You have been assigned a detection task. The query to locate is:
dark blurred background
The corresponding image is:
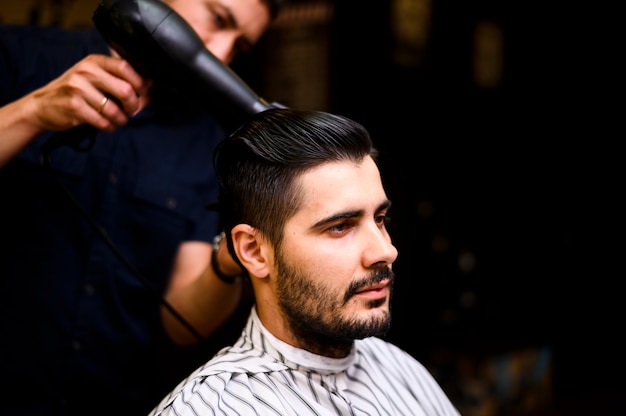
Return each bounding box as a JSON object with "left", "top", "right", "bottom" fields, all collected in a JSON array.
[
  {"left": 2, "top": 0, "right": 621, "bottom": 415},
  {"left": 235, "top": 2, "right": 622, "bottom": 414}
]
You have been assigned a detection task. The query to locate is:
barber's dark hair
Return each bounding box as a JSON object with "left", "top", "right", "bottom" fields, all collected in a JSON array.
[{"left": 214, "top": 108, "right": 377, "bottom": 255}]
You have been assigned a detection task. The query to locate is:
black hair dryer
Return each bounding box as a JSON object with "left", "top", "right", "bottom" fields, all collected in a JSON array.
[{"left": 92, "top": 0, "right": 283, "bottom": 122}]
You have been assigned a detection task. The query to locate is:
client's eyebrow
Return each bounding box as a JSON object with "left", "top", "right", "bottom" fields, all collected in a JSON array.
[
  {"left": 311, "top": 200, "right": 392, "bottom": 230},
  {"left": 313, "top": 210, "right": 364, "bottom": 230}
]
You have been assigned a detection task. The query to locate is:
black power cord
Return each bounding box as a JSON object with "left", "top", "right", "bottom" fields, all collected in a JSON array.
[{"left": 41, "top": 125, "right": 206, "bottom": 343}]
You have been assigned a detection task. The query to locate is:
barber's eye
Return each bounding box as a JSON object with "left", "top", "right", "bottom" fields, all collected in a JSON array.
[{"left": 212, "top": 12, "right": 226, "bottom": 28}]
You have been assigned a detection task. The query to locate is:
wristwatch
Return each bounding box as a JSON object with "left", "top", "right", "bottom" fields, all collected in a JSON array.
[{"left": 211, "top": 232, "right": 244, "bottom": 284}]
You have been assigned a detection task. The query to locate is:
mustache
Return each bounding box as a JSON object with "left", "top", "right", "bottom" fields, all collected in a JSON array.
[{"left": 345, "top": 267, "right": 394, "bottom": 301}]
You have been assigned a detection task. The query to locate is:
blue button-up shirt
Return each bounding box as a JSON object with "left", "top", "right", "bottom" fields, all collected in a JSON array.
[{"left": 0, "top": 24, "right": 228, "bottom": 414}]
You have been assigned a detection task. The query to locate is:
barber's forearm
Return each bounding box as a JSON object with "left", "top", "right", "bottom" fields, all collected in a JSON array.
[
  {"left": 161, "top": 267, "right": 244, "bottom": 346},
  {"left": 0, "top": 97, "right": 45, "bottom": 167}
]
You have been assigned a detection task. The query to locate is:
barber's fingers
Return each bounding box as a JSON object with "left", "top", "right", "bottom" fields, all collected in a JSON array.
[
  {"left": 83, "top": 54, "right": 151, "bottom": 115},
  {"left": 70, "top": 55, "right": 150, "bottom": 120},
  {"left": 32, "top": 54, "right": 151, "bottom": 132},
  {"left": 95, "top": 54, "right": 149, "bottom": 96},
  {"left": 87, "top": 92, "right": 150, "bottom": 131}
]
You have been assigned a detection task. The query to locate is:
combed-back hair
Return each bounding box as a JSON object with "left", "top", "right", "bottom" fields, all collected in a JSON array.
[{"left": 213, "top": 108, "right": 377, "bottom": 255}]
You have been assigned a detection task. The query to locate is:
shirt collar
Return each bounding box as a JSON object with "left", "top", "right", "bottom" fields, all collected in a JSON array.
[{"left": 250, "top": 306, "right": 357, "bottom": 374}]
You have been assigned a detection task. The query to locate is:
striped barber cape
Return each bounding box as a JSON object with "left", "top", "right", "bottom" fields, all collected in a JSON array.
[{"left": 149, "top": 306, "right": 461, "bottom": 416}]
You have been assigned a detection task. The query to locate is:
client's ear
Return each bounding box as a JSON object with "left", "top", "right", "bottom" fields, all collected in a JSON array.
[{"left": 231, "top": 224, "right": 270, "bottom": 279}]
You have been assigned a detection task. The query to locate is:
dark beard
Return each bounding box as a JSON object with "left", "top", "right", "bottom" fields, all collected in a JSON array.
[{"left": 275, "top": 249, "right": 393, "bottom": 357}]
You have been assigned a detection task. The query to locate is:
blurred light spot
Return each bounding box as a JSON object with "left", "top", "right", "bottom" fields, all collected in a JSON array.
[{"left": 458, "top": 251, "right": 477, "bottom": 273}]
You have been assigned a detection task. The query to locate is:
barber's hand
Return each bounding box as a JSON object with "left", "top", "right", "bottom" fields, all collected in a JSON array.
[{"left": 31, "top": 54, "right": 151, "bottom": 133}]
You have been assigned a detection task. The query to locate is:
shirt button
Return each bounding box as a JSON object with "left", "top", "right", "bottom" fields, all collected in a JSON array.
[
  {"left": 109, "top": 172, "right": 118, "bottom": 184},
  {"left": 165, "top": 197, "right": 177, "bottom": 210},
  {"left": 84, "top": 284, "right": 95, "bottom": 296}
]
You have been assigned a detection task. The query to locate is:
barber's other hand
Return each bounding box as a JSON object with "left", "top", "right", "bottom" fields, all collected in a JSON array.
[{"left": 31, "top": 54, "right": 151, "bottom": 133}]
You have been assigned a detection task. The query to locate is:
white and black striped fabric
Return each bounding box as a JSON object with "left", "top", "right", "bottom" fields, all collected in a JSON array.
[{"left": 149, "top": 307, "right": 460, "bottom": 416}]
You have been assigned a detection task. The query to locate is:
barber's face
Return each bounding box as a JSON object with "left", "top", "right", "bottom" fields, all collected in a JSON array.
[
  {"left": 275, "top": 157, "right": 398, "bottom": 345},
  {"left": 165, "top": 0, "right": 271, "bottom": 64}
]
